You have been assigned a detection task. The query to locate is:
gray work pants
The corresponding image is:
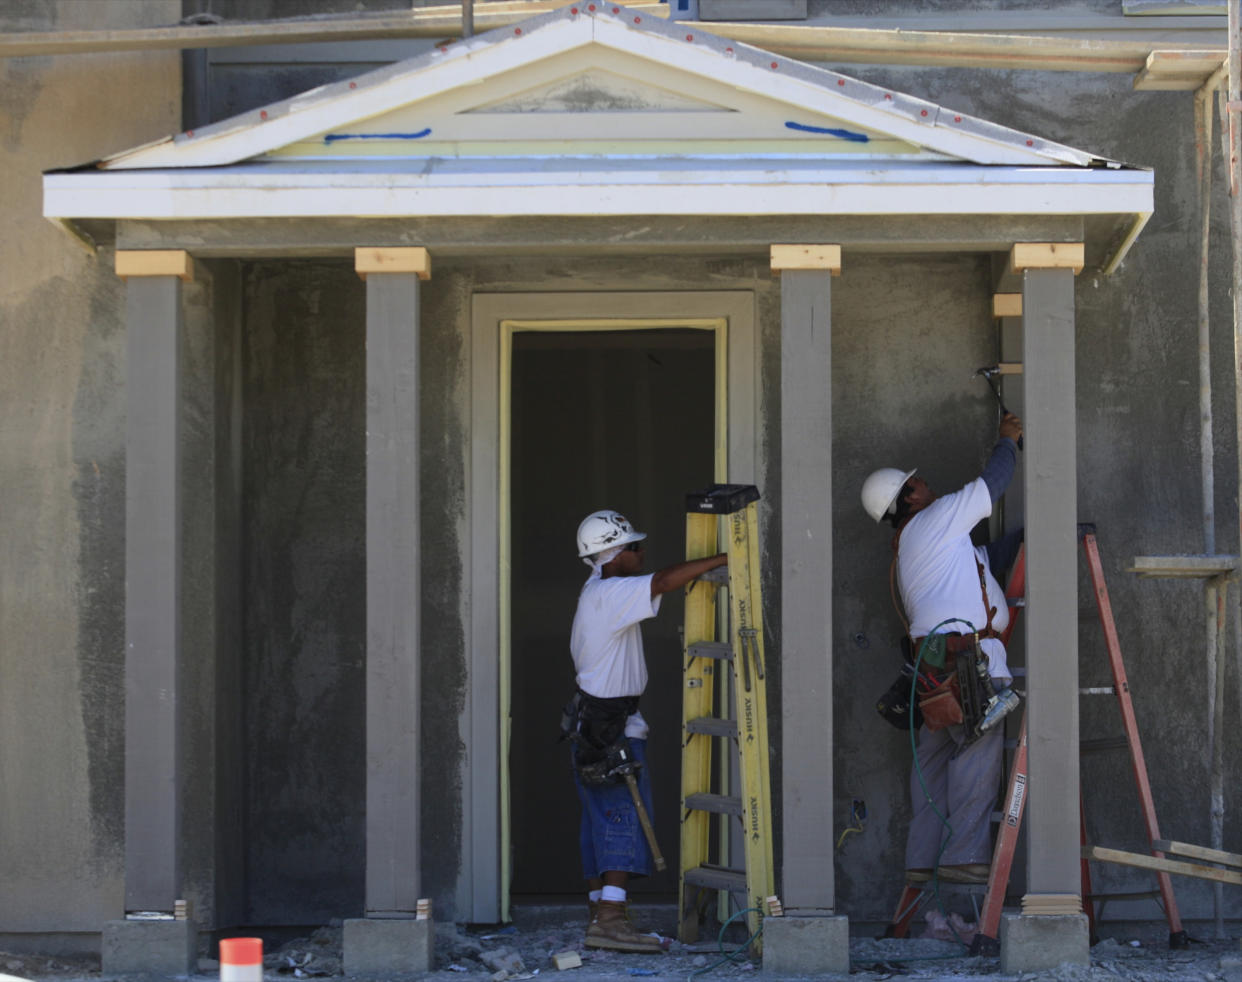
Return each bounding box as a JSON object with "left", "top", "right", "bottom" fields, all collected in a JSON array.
[{"left": 905, "top": 717, "right": 1003, "bottom": 870}]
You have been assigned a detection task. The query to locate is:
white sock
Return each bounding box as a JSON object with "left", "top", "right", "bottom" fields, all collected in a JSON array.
[
  {"left": 588, "top": 889, "right": 602, "bottom": 902},
  {"left": 601, "top": 885, "right": 627, "bottom": 903}
]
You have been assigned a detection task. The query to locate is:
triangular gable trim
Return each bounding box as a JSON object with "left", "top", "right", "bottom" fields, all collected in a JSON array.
[{"left": 98, "top": 4, "right": 1102, "bottom": 171}]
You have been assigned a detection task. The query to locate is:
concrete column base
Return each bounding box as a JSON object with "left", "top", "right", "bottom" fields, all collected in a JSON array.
[
  {"left": 999, "top": 913, "right": 1089, "bottom": 973},
  {"left": 762, "top": 915, "right": 849, "bottom": 975},
  {"left": 343, "top": 917, "right": 434, "bottom": 974},
  {"left": 101, "top": 918, "right": 198, "bottom": 975}
]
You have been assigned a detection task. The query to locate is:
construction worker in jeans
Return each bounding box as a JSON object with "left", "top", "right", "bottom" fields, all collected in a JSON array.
[
  {"left": 569, "top": 510, "right": 726, "bottom": 953},
  {"left": 861, "top": 412, "right": 1024, "bottom": 885}
]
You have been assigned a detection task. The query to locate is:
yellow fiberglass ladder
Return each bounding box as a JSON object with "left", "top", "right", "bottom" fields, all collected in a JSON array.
[{"left": 679, "top": 484, "right": 774, "bottom": 947}]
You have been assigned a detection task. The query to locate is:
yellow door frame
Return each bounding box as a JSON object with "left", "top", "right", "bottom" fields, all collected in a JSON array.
[{"left": 497, "top": 317, "right": 729, "bottom": 918}]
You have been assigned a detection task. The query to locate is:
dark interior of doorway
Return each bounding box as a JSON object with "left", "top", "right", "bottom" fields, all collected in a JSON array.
[{"left": 509, "top": 327, "right": 716, "bottom": 900}]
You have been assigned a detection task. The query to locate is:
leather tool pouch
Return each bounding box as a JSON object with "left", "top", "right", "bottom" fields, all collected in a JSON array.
[
  {"left": 561, "top": 690, "right": 640, "bottom": 786},
  {"left": 918, "top": 672, "right": 964, "bottom": 731}
]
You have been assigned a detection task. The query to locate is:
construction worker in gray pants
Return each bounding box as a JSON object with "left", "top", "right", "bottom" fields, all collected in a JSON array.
[{"left": 862, "top": 412, "right": 1024, "bottom": 884}]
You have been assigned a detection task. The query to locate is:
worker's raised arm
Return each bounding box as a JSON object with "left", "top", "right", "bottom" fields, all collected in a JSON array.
[{"left": 650, "top": 553, "right": 727, "bottom": 599}]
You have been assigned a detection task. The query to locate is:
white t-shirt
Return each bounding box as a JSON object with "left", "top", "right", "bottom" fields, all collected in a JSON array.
[
  {"left": 571, "top": 572, "right": 663, "bottom": 738},
  {"left": 896, "top": 477, "right": 1012, "bottom": 681}
]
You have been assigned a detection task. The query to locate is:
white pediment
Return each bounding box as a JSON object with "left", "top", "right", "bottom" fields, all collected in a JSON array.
[{"left": 93, "top": 3, "right": 1104, "bottom": 170}]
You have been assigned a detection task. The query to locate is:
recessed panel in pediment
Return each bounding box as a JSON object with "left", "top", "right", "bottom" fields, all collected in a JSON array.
[{"left": 469, "top": 68, "right": 725, "bottom": 113}]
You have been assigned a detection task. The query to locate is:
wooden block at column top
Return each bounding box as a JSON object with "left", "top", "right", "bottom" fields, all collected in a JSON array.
[
  {"left": 1009, "top": 242, "right": 1084, "bottom": 274},
  {"left": 355, "top": 246, "right": 431, "bottom": 280},
  {"left": 992, "top": 293, "right": 1022, "bottom": 318},
  {"left": 115, "top": 249, "right": 193, "bottom": 280},
  {"left": 770, "top": 244, "right": 841, "bottom": 275}
]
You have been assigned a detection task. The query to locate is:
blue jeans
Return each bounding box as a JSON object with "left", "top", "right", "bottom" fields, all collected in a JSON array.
[{"left": 573, "top": 737, "right": 654, "bottom": 879}]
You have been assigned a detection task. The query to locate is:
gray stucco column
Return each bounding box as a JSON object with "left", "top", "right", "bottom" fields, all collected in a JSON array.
[
  {"left": 344, "top": 247, "right": 433, "bottom": 975},
  {"left": 1001, "top": 245, "right": 1088, "bottom": 971},
  {"left": 764, "top": 245, "right": 848, "bottom": 975},
  {"left": 104, "top": 250, "right": 197, "bottom": 976}
]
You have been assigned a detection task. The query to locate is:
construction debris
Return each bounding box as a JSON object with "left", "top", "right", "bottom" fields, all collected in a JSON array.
[{"left": 550, "top": 950, "right": 581, "bottom": 971}]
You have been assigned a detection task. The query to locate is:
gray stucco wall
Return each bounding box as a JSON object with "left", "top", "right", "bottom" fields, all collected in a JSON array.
[
  {"left": 3, "top": 0, "right": 1241, "bottom": 948},
  {"left": 0, "top": 0, "right": 181, "bottom": 952}
]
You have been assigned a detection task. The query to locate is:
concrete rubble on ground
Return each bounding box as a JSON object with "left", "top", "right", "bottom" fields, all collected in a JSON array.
[{"left": 3, "top": 913, "right": 1242, "bottom": 981}]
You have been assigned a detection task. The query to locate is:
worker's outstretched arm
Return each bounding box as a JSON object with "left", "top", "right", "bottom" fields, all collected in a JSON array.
[
  {"left": 650, "top": 554, "right": 727, "bottom": 599},
  {"left": 982, "top": 412, "right": 1023, "bottom": 502}
]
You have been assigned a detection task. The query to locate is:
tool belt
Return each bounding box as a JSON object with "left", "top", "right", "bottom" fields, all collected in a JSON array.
[
  {"left": 559, "top": 689, "right": 642, "bottom": 787},
  {"left": 910, "top": 629, "right": 999, "bottom": 670}
]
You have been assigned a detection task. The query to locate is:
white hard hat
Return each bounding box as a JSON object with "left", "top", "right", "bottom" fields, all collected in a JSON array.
[
  {"left": 576, "top": 509, "right": 647, "bottom": 557},
  {"left": 861, "top": 467, "right": 917, "bottom": 523}
]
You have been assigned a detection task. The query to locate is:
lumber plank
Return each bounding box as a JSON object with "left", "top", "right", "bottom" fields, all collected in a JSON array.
[
  {"left": 355, "top": 247, "right": 431, "bottom": 280},
  {"left": 115, "top": 249, "right": 193, "bottom": 280},
  {"left": 992, "top": 293, "right": 1022, "bottom": 318},
  {"left": 770, "top": 244, "right": 841, "bottom": 274},
  {"left": 1010, "top": 242, "right": 1085, "bottom": 274},
  {"left": 1083, "top": 845, "right": 1242, "bottom": 885},
  {"left": 1152, "top": 839, "right": 1242, "bottom": 869},
  {"left": 0, "top": 10, "right": 1222, "bottom": 92},
  {"left": 0, "top": 3, "right": 668, "bottom": 57},
  {"left": 1128, "top": 555, "right": 1239, "bottom": 578}
]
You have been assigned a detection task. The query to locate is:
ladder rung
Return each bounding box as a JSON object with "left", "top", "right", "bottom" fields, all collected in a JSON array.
[
  {"left": 685, "top": 792, "right": 743, "bottom": 816},
  {"left": 687, "top": 641, "right": 733, "bottom": 661},
  {"left": 1080, "top": 686, "right": 1115, "bottom": 695},
  {"left": 686, "top": 717, "right": 738, "bottom": 738},
  {"left": 1080, "top": 737, "right": 1128, "bottom": 754},
  {"left": 684, "top": 864, "right": 748, "bottom": 893}
]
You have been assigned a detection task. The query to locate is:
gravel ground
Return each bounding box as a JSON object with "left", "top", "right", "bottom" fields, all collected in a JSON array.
[{"left": 2, "top": 910, "right": 1239, "bottom": 982}]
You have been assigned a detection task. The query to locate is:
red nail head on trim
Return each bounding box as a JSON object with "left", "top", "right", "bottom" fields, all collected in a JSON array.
[
  {"left": 440, "top": 46, "right": 447, "bottom": 52},
  {"left": 613, "top": 6, "right": 620, "bottom": 12},
  {"left": 954, "top": 115, "right": 961, "bottom": 122},
  {"left": 920, "top": 109, "right": 928, "bottom": 116},
  {"left": 260, "top": 110, "right": 268, "bottom": 119},
  {"left": 686, "top": 34, "right": 693, "bottom": 40},
  {"left": 771, "top": 61, "right": 779, "bottom": 68},
  {"left": 571, "top": 6, "right": 578, "bottom": 11},
  {"left": 588, "top": 3, "right": 596, "bottom": 8},
  {"left": 515, "top": 27, "right": 522, "bottom": 34},
  {"left": 1027, "top": 139, "right": 1034, "bottom": 146},
  {"left": 185, "top": 130, "right": 194, "bottom": 137},
  {"left": 884, "top": 93, "right": 892, "bottom": 100},
  {"left": 725, "top": 46, "right": 733, "bottom": 53},
  {"left": 837, "top": 78, "right": 845, "bottom": 86},
  {"left": 349, "top": 81, "right": 357, "bottom": 89},
  {"left": 634, "top": 15, "right": 641, "bottom": 22}
]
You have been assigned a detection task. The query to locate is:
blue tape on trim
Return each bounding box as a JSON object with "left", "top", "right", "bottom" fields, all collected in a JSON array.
[
  {"left": 785, "top": 121, "right": 869, "bottom": 143},
  {"left": 324, "top": 129, "right": 432, "bottom": 144}
]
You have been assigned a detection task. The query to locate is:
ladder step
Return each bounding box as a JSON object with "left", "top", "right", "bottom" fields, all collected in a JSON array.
[
  {"left": 1080, "top": 737, "right": 1128, "bottom": 754},
  {"left": 685, "top": 792, "right": 743, "bottom": 816},
  {"left": 684, "top": 865, "right": 749, "bottom": 893},
  {"left": 686, "top": 717, "right": 738, "bottom": 738},
  {"left": 1080, "top": 686, "right": 1116, "bottom": 696},
  {"left": 687, "top": 641, "right": 733, "bottom": 661}
]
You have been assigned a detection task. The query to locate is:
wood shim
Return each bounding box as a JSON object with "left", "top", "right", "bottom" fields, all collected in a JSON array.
[
  {"left": 115, "top": 250, "right": 193, "bottom": 280},
  {"left": 770, "top": 244, "right": 841, "bottom": 275},
  {"left": 1152, "top": 839, "right": 1242, "bottom": 869},
  {"left": 355, "top": 247, "right": 431, "bottom": 280},
  {"left": 1021, "top": 893, "right": 1082, "bottom": 916},
  {"left": 992, "top": 293, "right": 1022, "bottom": 318},
  {"left": 1084, "top": 845, "right": 1242, "bottom": 885},
  {"left": 1009, "top": 242, "right": 1085, "bottom": 274}
]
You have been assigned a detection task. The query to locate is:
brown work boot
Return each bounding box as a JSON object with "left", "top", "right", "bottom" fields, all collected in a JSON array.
[{"left": 585, "top": 900, "right": 662, "bottom": 953}]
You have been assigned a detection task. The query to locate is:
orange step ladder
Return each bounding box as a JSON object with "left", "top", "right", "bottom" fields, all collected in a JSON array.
[{"left": 885, "top": 528, "right": 1187, "bottom": 954}]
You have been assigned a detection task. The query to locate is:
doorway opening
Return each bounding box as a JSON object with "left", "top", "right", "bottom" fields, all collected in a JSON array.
[{"left": 503, "top": 320, "right": 726, "bottom": 907}]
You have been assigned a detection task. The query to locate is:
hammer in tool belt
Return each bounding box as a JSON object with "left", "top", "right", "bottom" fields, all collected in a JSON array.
[
  {"left": 622, "top": 768, "right": 667, "bottom": 872},
  {"left": 974, "top": 365, "right": 1023, "bottom": 449}
]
